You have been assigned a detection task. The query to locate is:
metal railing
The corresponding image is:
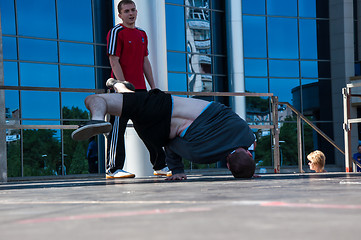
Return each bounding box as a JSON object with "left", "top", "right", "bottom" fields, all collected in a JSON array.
[
  {"left": 279, "top": 102, "right": 344, "bottom": 173},
  {"left": 342, "top": 81, "right": 361, "bottom": 172},
  {"left": 1, "top": 85, "right": 348, "bottom": 180}
]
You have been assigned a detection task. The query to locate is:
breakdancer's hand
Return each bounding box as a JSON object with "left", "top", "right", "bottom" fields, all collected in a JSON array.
[{"left": 165, "top": 173, "right": 187, "bottom": 181}]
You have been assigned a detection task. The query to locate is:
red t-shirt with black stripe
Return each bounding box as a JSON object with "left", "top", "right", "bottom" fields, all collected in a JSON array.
[{"left": 107, "top": 24, "right": 149, "bottom": 90}]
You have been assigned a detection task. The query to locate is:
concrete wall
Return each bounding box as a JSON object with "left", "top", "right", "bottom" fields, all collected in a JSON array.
[{"left": 329, "top": 0, "right": 357, "bottom": 167}]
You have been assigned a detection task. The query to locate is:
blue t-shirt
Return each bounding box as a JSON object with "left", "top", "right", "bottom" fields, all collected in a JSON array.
[{"left": 352, "top": 152, "right": 361, "bottom": 172}]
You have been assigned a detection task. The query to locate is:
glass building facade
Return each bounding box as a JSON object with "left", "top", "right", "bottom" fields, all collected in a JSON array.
[
  {"left": 1, "top": 0, "right": 359, "bottom": 179},
  {"left": 242, "top": 0, "right": 334, "bottom": 166},
  {"left": 1, "top": 0, "right": 112, "bottom": 177}
]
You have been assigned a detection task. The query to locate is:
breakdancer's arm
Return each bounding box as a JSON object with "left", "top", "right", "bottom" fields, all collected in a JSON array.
[{"left": 164, "top": 146, "right": 187, "bottom": 180}]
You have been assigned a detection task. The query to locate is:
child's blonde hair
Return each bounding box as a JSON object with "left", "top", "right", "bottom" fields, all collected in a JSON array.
[{"left": 307, "top": 150, "right": 326, "bottom": 171}]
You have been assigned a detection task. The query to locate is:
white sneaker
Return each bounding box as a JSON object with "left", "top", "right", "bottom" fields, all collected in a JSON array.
[
  {"left": 106, "top": 169, "right": 135, "bottom": 179},
  {"left": 153, "top": 166, "right": 172, "bottom": 177}
]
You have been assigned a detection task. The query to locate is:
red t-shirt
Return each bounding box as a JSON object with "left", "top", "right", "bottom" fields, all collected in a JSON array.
[{"left": 107, "top": 24, "right": 149, "bottom": 89}]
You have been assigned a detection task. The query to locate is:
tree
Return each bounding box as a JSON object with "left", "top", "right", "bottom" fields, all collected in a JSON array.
[
  {"left": 63, "top": 106, "right": 90, "bottom": 174},
  {"left": 7, "top": 140, "right": 21, "bottom": 177},
  {"left": 68, "top": 143, "right": 88, "bottom": 174},
  {"left": 6, "top": 106, "right": 92, "bottom": 177},
  {"left": 255, "top": 134, "right": 272, "bottom": 166},
  {"left": 255, "top": 115, "right": 314, "bottom": 166},
  {"left": 22, "top": 129, "right": 60, "bottom": 176}
]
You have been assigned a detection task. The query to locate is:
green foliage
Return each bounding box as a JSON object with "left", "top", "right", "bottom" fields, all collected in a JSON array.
[
  {"left": 7, "top": 140, "right": 21, "bottom": 177},
  {"left": 22, "top": 129, "right": 61, "bottom": 176},
  {"left": 63, "top": 106, "right": 91, "bottom": 174},
  {"left": 254, "top": 115, "right": 314, "bottom": 166},
  {"left": 6, "top": 106, "right": 91, "bottom": 177},
  {"left": 278, "top": 117, "right": 298, "bottom": 165},
  {"left": 183, "top": 159, "right": 217, "bottom": 170},
  {"left": 254, "top": 134, "right": 272, "bottom": 166},
  {"left": 68, "top": 143, "right": 89, "bottom": 174},
  {"left": 63, "top": 106, "right": 89, "bottom": 121},
  {"left": 246, "top": 96, "right": 269, "bottom": 113}
]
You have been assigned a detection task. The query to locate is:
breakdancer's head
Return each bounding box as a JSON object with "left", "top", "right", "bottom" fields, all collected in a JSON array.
[{"left": 226, "top": 147, "right": 255, "bottom": 178}]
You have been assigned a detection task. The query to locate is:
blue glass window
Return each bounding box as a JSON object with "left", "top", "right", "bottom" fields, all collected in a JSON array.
[
  {"left": 21, "top": 91, "right": 60, "bottom": 119},
  {"left": 211, "top": 1, "right": 225, "bottom": 11},
  {"left": 16, "top": 0, "right": 57, "bottom": 38},
  {"left": 300, "top": 19, "right": 317, "bottom": 59},
  {"left": 0, "top": 0, "right": 16, "bottom": 34},
  {"left": 4, "top": 62, "right": 18, "bottom": 86},
  {"left": 268, "top": 17, "right": 298, "bottom": 59},
  {"left": 22, "top": 120, "right": 61, "bottom": 126},
  {"left": 245, "top": 78, "right": 268, "bottom": 93},
  {"left": 301, "top": 61, "right": 318, "bottom": 78},
  {"left": 168, "top": 73, "right": 187, "bottom": 92},
  {"left": 301, "top": 80, "right": 319, "bottom": 113},
  {"left": 270, "top": 78, "right": 300, "bottom": 103},
  {"left": 20, "top": 63, "right": 59, "bottom": 88},
  {"left": 213, "top": 56, "right": 226, "bottom": 75},
  {"left": 299, "top": 0, "right": 316, "bottom": 18},
  {"left": 5, "top": 90, "right": 19, "bottom": 115},
  {"left": 62, "top": 92, "right": 91, "bottom": 113},
  {"left": 269, "top": 60, "right": 299, "bottom": 78},
  {"left": 242, "top": 0, "right": 265, "bottom": 15},
  {"left": 267, "top": 0, "right": 297, "bottom": 17},
  {"left": 167, "top": 52, "right": 186, "bottom": 72},
  {"left": 211, "top": 11, "right": 225, "bottom": 55},
  {"left": 317, "top": 62, "right": 330, "bottom": 78},
  {"left": 244, "top": 59, "right": 268, "bottom": 77},
  {"left": 2, "top": 37, "right": 17, "bottom": 60},
  {"left": 187, "top": 54, "right": 212, "bottom": 75},
  {"left": 243, "top": 16, "right": 267, "bottom": 58},
  {"left": 95, "top": 45, "right": 110, "bottom": 67},
  {"left": 57, "top": 0, "right": 93, "bottom": 42},
  {"left": 302, "top": 79, "right": 318, "bottom": 84},
  {"left": 165, "top": 0, "right": 184, "bottom": 4},
  {"left": 18, "top": 38, "right": 58, "bottom": 63},
  {"left": 59, "top": 42, "right": 94, "bottom": 65},
  {"left": 166, "top": 5, "right": 186, "bottom": 51},
  {"left": 355, "top": 63, "right": 361, "bottom": 76},
  {"left": 60, "top": 66, "right": 95, "bottom": 89}
]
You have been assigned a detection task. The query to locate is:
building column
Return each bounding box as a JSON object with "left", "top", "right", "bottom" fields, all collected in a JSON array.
[
  {"left": 0, "top": 11, "right": 7, "bottom": 182},
  {"left": 329, "top": 0, "right": 356, "bottom": 167},
  {"left": 225, "top": 0, "right": 246, "bottom": 119}
]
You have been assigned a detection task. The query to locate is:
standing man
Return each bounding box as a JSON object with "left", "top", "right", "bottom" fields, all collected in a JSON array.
[{"left": 106, "top": 0, "right": 170, "bottom": 178}]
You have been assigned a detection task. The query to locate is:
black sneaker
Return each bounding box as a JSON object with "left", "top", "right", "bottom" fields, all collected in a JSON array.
[
  {"left": 106, "top": 78, "right": 135, "bottom": 91},
  {"left": 71, "top": 120, "right": 112, "bottom": 141}
]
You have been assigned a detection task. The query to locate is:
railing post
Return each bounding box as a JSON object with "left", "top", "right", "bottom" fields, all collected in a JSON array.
[
  {"left": 297, "top": 114, "right": 304, "bottom": 173},
  {"left": 271, "top": 96, "right": 280, "bottom": 173},
  {"left": 343, "top": 87, "right": 352, "bottom": 172}
]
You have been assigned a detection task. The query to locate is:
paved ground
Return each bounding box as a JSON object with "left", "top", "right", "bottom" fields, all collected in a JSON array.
[{"left": 1, "top": 172, "right": 361, "bottom": 240}]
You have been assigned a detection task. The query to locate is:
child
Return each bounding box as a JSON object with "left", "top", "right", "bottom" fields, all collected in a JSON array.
[{"left": 307, "top": 150, "right": 327, "bottom": 173}]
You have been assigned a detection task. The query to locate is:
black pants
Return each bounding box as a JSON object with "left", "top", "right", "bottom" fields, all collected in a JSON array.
[{"left": 106, "top": 92, "right": 167, "bottom": 172}]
